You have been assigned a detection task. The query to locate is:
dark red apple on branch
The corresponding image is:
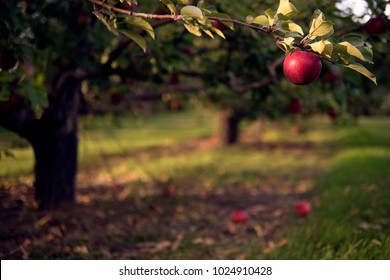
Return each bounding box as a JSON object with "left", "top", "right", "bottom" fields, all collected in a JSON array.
[
  {"left": 0, "top": 92, "right": 24, "bottom": 112},
  {"left": 169, "top": 73, "right": 180, "bottom": 85},
  {"left": 283, "top": 51, "right": 322, "bottom": 85},
  {"left": 77, "top": 10, "right": 92, "bottom": 27},
  {"left": 366, "top": 16, "right": 387, "bottom": 35},
  {"left": 212, "top": 21, "right": 229, "bottom": 32},
  {"left": 180, "top": 47, "right": 196, "bottom": 57},
  {"left": 327, "top": 109, "right": 338, "bottom": 121},
  {"left": 287, "top": 98, "right": 302, "bottom": 114},
  {"left": 162, "top": 188, "right": 173, "bottom": 198},
  {"left": 323, "top": 70, "right": 340, "bottom": 84},
  {"left": 110, "top": 92, "right": 124, "bottom": 105}
]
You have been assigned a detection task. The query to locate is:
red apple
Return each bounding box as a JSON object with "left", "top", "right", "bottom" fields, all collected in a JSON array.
[
  {"left": 231, "top": 210, "right": 249, "bottom": 226},
  {"left": 327, "top": 109, "right": 338, "bottom": 120},
  {"left": 162, "top": 188, "right": 173, "bottom": 198},
  {"left": 170, "top": 99, "right": 182, "bottom": 111},
  {"left": 287, "top": 99, "right": 302, "bottom": 114},
  {"left": 283, "top": 51, "right": 322, "bottom": 85},
  {"left": 110, "top": 92, "right": 124, "bottom": 105},
  {"left": 169, "top": 73, "right": 180, "bottom": 85},
  {"left": 180, "top": 47, "right": 196, "bottom": 57},
  {"left": 1, "top": 93, "right": 24, "bottom": 112},
  {"left": 77, "top": 10, "right": 92, "bottom": 27},
  {"left": 295, "top": 201, "right": 311, "bottom": 217},
  {"left": 125, "top": 76, "right": 134, "bottom": 85},
  {"left": 347, "top": 96, "right": 356, "bottom": 105},
  {"left": 323, "top": 70, "right": 340, "bottom": 84},
  {"left": 9, "top": 93, "right": 24, "bottom": 111},
  {"left": 366, "top": 17, "right": 387, "bottom": 35}
]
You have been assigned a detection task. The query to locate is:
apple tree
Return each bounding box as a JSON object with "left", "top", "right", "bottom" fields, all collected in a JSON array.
[
  {"left": 91, "top": 0, "right": 378, "bottom": 143},
  {"left": 0, "top": 0, "right": 379, "bottom": 209}
]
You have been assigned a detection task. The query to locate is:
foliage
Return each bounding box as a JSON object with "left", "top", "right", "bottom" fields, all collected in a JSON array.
[{"left": 91, "top": 0, "right": 377, "bottom": 84}]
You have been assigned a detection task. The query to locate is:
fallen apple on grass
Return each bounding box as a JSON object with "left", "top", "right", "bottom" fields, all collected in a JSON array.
[
  {"left": 295, "top": 201, "right": 311, "bottom": 217},
  {"left": 231, "top": 210, "right": 249, "bottom": 226}
]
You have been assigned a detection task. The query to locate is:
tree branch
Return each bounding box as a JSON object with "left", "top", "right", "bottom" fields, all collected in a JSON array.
[{"left": 89, "top": 0, "right": 282, "bottom": 39}]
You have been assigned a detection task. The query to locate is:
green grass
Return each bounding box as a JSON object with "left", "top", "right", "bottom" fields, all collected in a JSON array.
[
  {"left": 0, "top": 111, "right": 217, "bottom": 178},
  {"left": 266, "top": 118, "right": 390, "bottom": 259}
]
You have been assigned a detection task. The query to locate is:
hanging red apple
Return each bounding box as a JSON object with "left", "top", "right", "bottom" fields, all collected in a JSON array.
[
  {"left": 110, "top": 92, "right": 124, "bottom": 105},
  {"left": 287, "top": 99, "right": 302, "bottom": 114},
  {"left": 283, "top": 51, "right": 322, "bottom": 85},
  {"left": 327, "top": 109, "right": 338, "bottom": 121},
  {"left": 169, "top": 73, "right": 180, "bottom": 85},
  {"left": 366, "top": 17, "right": 387, "bottom": 35},
  {"left": 212, "top": 21, "right": 229, "bottom": 31}
]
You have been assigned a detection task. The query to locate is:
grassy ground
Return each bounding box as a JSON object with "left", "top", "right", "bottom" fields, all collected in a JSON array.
[
  {"left": 0, "top": 112, "right": 216, "bottom": 178},
  {"left": 0, "top": 112, "right": 389, "bottom": 259},
  {"left": 267, "top": 119, "right": 390, "bottom": 259}
]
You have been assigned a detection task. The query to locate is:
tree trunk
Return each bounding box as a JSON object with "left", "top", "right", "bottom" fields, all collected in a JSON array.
[
  {"left": 30, "top": 75, "right": 82, "bottom": 209},
  {"left": 219, "top": 110, "right": 241, "bottom": 145},
  {"left": 31, "top": 128, "right": 78, "bottom": 209}
]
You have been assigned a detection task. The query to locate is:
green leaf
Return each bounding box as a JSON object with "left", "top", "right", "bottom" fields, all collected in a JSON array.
[
  {"left": 309, "top": 10, "right": 334, "bottom": 39},
  {"left": 200, "top": 25, "right": 214, "bottom": 38},
  {"left": 183, "top": 22, "right": 202, "bottom": 36},
  {"left": 342, "top": 34, "right": 365, "bottom": 46},
  {"left": 251, "top": 15, "right": 269, "bottom": 26},
  {"left": 118, "top": 29, "right": 147, "bottom": 52},
  {"left": 181, "top": 6, "right": 204, "bottom": 19},
  {"left": 160, "top": 0, "right": 176, "bottom": 14},
  {"left": 344, "top": 63, "right": 377, "bottom": 85},
  {"left": 123, "top": 16, "right": 155, "bottom": 39},
  {"left": 282, "top": 21, "right": 303, "bottom": 35},
  {"left": 309, "top": 40, "right": 333, "bottom": 57},
  {"left": 359, "top": 46, "right": 374, "bottom": 64},
  {"left": 25, "top": 86, "right": 48, "bottom": 110},
  {"left": 197, "top": 0, "right": 206, "bottom": 10},
  {"left": 212, "top": 27, "right": 226, "bottom": 39},
  {"left": 265, "top": 9, "right": 275, "bottom": 26},
  {"left": 93, "top": 11, "right": 112, "bottom": 31},
  {"left": 278, "top": 37, "right": 295, "bottom": 53},
  {"left": 338, "top": 41, "right": 366, "bottom": 62},
  {"left": 276, "top": 0, "right": 298, "bottom": 19},
  {"left": 246, "top": 15, "right": 254, "bottom": 24}
]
